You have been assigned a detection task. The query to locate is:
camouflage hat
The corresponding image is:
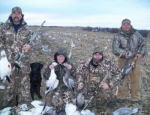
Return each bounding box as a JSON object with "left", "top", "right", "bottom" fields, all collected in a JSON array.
[
  {"left": 122, "top": 19, "right": 131, "bottom": 25},
  {"left": 93, "top": 47, "right": 103, "bottom": 55},
  {"left": 54, "top": 47, "right": 68, "bottom": 63},
  {"left": 92, "top": 47, "right": 103, "bottom": 63},
  {"left": 12, "top": 6, "right": 22, "bottom": 14},
  {"left": 56, "top": 47, "right": 67, "bottom": 57}
]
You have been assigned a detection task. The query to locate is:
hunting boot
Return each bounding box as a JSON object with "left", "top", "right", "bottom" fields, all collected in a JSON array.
[
  {"left": 2, "top": 94, "right": 14, "bottom": 107},
  {"left": 21, "top": 98, "right": 31, "bottom": 105},
  {"left": 2, "top": 100, "right": 12, "bottom": 107},
  {"left": 132, "top": 100, "right": 143, "bottom": 106},
  {"left": 107, "top": 100, "right": 117, "bottom": 109}
]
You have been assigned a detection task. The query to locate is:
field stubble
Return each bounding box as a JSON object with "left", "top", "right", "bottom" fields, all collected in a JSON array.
[{"left": 0, "top": 26, "right": 149, "bottom": 115}]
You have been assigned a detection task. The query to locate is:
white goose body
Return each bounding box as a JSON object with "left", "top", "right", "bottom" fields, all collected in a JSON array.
[{"left": 45, "top": 62, "right": 59, "bottom": 94}]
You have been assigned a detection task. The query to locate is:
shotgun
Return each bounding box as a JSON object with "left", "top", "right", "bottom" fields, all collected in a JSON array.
[{"left": 13, "top": 21, "right": 46, "bottom": 69}]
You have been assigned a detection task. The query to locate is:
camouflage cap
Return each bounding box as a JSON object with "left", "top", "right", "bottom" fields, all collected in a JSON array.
[
  {"left": 54, "top": 47, "right": 68, "bottom": 63},
  {"left": 12, "top": 6, "right": 22, "bottom": 14},
  {"left": 93, "top": 47, "right": 103, "bottom": 55},
  {"left": 122, "top": 19, "right": 131, "bottom": 25},
  {"left": 56, "top": 47, "right": 67, "bottom": 57}
]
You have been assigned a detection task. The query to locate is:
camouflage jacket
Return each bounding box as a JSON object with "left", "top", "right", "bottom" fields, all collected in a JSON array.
[
  {"left": 0, "top": 16, "right": 32, "bottom": 63},
  {"left": 112, "top": 28, "right": 146, "bottom": 58},
  {"left": 76, "top": 57, "right": 122, "bottom": 90},
  {"left": 43, "top": 61, "right": 76, "bottom": 86}
]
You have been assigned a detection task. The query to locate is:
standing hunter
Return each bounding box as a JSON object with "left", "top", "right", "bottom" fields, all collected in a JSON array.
[
  {"left": 76, "top": 47, "right": 123, "bottom": 109},
  {"left": 0, "top": 6, "right": 32, "bottom": 107},
  {"left": 112, "top": 19, "right": 146, "bottom": 105}
]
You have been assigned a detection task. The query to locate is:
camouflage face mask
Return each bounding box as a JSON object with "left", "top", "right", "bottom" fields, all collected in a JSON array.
[{"left": 92, "top": 58, "right": 101, "bottom": 65}]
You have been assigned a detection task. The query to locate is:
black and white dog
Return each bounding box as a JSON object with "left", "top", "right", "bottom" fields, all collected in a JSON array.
[{"left": 30, "top": 62, "right": 43, "bottom": 100}]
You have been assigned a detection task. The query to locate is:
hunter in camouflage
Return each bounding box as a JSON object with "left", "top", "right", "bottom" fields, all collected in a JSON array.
[
  {"left": 76, "top": 47, "right": 123, "bottom": 108},
  {"left": 43, "top": 47, "right": 76, "bottom": 109},
  {"left": 112, "top": 19, "right": 147, "bottom": 105},
  {"left": 0, "top": 6, "right": 32, "bottom": 107}
]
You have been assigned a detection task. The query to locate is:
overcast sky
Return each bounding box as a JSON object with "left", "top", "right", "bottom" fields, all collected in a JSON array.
[{"left": 0, "top": 0, "right": 150, "bottom": 29}]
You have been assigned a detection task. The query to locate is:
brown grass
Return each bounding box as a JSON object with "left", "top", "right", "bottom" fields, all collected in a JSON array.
[
  {"left": 28, "top": 27, "right": 150, "bottom": 115},
  {"left": 0, "top": 26, "right": 150, "bottom": 114}
]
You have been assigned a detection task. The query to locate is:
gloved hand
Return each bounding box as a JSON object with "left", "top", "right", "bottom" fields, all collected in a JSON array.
[{"left": 77, "top": 82, "right": 84, "bottom": 90}]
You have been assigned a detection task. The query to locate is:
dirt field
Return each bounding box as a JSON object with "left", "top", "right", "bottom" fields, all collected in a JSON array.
[{"left": 0, "top": 26, "right": 150, "bottom": 114}]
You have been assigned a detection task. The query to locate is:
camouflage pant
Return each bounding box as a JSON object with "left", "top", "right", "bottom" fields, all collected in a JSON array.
[
  {"left": 86, "top": 81, "right": 116, "bottom": 108},
  {"left": 3, "top": 67, "right": 31, "bottom": 103},
  {"left": 47, "top": 86, "right": 75, "bottom": 109}
]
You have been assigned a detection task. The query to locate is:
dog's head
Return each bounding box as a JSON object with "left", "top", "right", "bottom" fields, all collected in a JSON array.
[{"left": 30, "top": 62, "right": 43, "bottom": 72}]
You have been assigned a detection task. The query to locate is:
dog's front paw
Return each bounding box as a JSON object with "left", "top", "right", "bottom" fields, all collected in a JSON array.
[{"left": 38, "top": 95, "right": 42, "bottom": 99}]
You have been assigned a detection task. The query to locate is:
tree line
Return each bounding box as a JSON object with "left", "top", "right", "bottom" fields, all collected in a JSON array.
[{"left": 83, "top": 27, "right": 150, "bottom": 38}]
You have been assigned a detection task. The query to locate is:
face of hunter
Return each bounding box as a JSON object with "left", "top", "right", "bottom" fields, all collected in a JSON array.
[
  {"left": 93, "top": 52, "right": 102, "bottom": 60},
  {"left": 122, "top": 22, "right": 131, "bottom": 33},
  {"left": 11, "top": 10, "right": 22, "bottom": 24},
  {"left": 57, "top": 55, "right": 65, "bottom": 64}
]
